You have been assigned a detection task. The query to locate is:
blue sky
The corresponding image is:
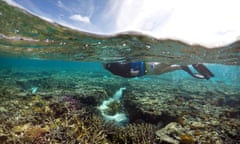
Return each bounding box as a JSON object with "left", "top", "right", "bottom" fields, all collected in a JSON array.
[{"left": 4, "top": 0, "right": 240, "bottom": 47}]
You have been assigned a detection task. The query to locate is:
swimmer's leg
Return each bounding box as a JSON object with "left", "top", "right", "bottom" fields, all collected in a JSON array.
[{"left": 181, "top": 66, "right": 206, "bottom": 79}]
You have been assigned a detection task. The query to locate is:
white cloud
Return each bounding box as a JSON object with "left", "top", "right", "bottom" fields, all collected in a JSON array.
[
  {"left": 115, "top": 0, "right": 173, "bottom": 32},
  {"left": 69, "top": 14, "right": 91, "bottom": 24},
  {"left": 110, "top": 0, "right": 240, "bottom": 47},
  {"left": 159, "top": 0, "right": 240, "bottom": 46},
  {"left": 57, "top": 0, "right": 72, "bottom": 13},
  {"left": 5, "top": 0, "right": 240, "bottom": 47},
  {"left": 57, "top": 0, "right": 64, "bottom": 8}
]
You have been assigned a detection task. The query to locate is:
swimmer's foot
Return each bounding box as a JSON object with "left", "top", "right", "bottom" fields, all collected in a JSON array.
[{"left": 192, "top": 64, "right": 214, "bottom": 80}]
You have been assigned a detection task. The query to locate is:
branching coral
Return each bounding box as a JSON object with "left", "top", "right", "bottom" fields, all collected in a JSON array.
[
  {"left": 1, "top": 77, "right": 239, "bottom": 143},
  {"left": 24, "top": 126, "right": 47, "bottom": 142},
  {"left": 0, "top": 91, "right": 162, "bottom": 144},
  {"left": 106, "top": 123, "right": 159, "bottom": 144}
]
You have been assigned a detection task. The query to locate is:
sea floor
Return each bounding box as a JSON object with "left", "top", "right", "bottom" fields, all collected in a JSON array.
[{"left": 0, "top": 68, "right": 239, "bottom": 144}]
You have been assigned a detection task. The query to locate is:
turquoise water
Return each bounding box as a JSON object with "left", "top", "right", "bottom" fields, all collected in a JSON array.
[
  {"left": 1, "top": 56, "right": 239, "bottom": 87},
  {"left": 1, "top": 52, "right": 240, "bottom": 143},
  {"left": 0, "top": 56, "right": 105, "bottom": 74}
]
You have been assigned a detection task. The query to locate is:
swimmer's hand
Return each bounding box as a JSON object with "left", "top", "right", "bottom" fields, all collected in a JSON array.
[{"left": 130, "top": 68, "right": 140, "bottom": 76}]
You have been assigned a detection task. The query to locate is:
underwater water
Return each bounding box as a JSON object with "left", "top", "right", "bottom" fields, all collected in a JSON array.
[
  {"left": 0, "top": 56, "right": 240, "bottom": 143},
  {"left": 0, "top": 1, "right": 240, "bottom": 143}
]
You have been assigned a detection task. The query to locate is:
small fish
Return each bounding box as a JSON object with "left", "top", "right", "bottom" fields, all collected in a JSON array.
[{"left": 31, "top": 87, "right": 38, "bottom": 94}]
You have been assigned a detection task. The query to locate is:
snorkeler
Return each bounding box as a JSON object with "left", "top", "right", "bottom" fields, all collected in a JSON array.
[{"left": 104, "top": 62, "right": 214, "bottom": 80}]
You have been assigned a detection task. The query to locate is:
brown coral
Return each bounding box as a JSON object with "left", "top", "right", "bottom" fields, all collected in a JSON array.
[
  {"left": 109, "top": 123, "right": 159, "bottom": 144},
  {"left": 24, "top": 126, "right": 47, "bottom": 142},
  {"left": 180, "top": 134, "right": 195, "bottom": 144}
]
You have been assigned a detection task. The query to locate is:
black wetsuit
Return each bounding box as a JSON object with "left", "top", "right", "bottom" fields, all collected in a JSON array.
[{"left": 104, "top": 62, "right": 145, "bottom": 78}]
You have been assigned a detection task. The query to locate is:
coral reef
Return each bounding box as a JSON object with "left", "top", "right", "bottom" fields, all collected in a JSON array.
[
  {"left": 0, "top": 69, "right": 239, "bottom": 143},
  {"left": 123, "top": 78, "right": 240, "bottom": 144}
]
